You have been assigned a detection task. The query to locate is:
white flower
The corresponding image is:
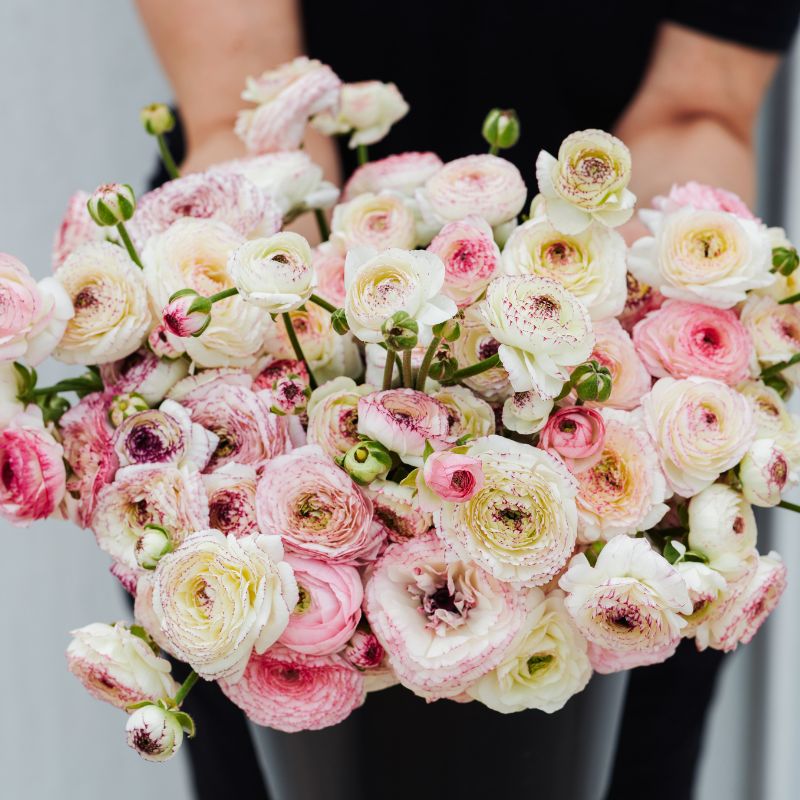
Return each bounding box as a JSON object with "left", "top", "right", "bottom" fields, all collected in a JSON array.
[
  {"left": 740, "top": 294, "right": 800, "bottom": 382},
  {"left": 642, "top": 377, "right": 754, "bottom": 497},
  {"left": 54, "top": 242, "right": 151, "bottom": 364},
  {"left": 739, "top": 439, "right": 795, "bottom": 507},
  {"left": 628, "top": 207, "right": 773, "bottom": 308},
  {"left": 738, "top": 379, "right": 800, "bottom": 467},
  {"left": 431, "top": 384, "right": 496, "bottom": 440},
  {"left": 676, "top": 558, "right": 728, "bottom": 641},
  {"left": 502, "top": 217, "right": 627, "bottom": 320},
  {"left": 332, "top": 192, "right": 418, "bottom": 252},
  {"left": 481, "top": 275, "right": 594, "bottom": 397},
  {"left": 535, "top": 129, "right": 635, "bottom": 234},
  {"left": 502, "top": 391, "right": 554, "bottom": 435},
  {"left": 126, "top": 704, "right": 185, "bottom": 763},
  {"left": 467, "top": 589, "right": 591, "bottom": 713},
  {"left": 343, "top": 247, "right": 456, "bottom": 344},
  {"left": 153, "top": 529, "right": 298, "bottom": 681}
]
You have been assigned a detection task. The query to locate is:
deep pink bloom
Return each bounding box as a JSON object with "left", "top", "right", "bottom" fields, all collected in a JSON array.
[
  {"left": 539, "top": 406, "right": 605, "bottom": 473},
  {"left": 422, "top": 450, "right": 484, "bottom": 503}
]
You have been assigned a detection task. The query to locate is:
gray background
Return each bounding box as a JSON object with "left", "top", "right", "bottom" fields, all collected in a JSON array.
[{"left": 0, "top": 2, "right": 798, "bottom": 798}]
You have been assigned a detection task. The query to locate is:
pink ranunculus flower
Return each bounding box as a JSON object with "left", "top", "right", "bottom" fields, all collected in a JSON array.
[
  {"left": 587, "top": 639, "right": 679, "bottom": 674},
  {"left": 219, "top": 645, "right": 365, "bottom": 732},
  {"left": 312, "top": 240, "right": 347, "bottom": 307},
  {"left": 366, "top": 478, "right": 431, "bottom": 543},
  {"left": 279, "top": 555, "right": 363, "bottom": 655},
  {"left": 203, "top": 463, "right": 259, "bottom": 538},
  {"left": 617, "top": 272, "right": 664, "bottom": 333},
  {"left": 632, "top": 300, "right": 754, "bottom": 386},
  {"left": 343, "top": 152, "right": 443, "bottom": 201},
  {"left": 0, "top": 407, "right": 66, "bottom": 526},
  {"left": 653, "top": 181, "right": 757, "bottom": 220},
  {"left": 256, "top": 444, "right": 381, "bottom": 564},
  {"left": 236, "top": 57, "right": 342, "bottom": 154},
  {"left": 52, "top": 190, "right": 105, "bottom": 269},
  {"left": 344, "top": 630, "right": 386, "bottom": 670},
  {"left": 357, "top": 388, "right": 451, "bottom": 467},
  {"left": 539, "top": 406, "right": 606, "bottom": 473},
  {"left": 331, "top": 192, "right": 418, "bottom": 252},
  {"left": 427, "top": 216, "right": 501, "bottom": 307},
  {"left": 100, "top": 349, "right": 188, "bottom": 406},
  {"left": 419, "top": 450, "right": 484, "bottom": 511}
]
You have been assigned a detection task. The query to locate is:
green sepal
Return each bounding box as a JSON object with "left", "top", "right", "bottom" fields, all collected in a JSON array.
[{"left": 172, "top": 711, "right": 196, "bottom": 737}]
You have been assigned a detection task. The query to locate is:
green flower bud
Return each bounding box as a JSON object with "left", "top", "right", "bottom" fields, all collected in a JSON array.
[
  {"left": 87, "top": 183, "right": 136, "bottom": 226},
  {"left": 140, "top": 103, "right": 176, "bottom": 136},
  {"left": 135, "top": 524, "right": 173, "bottom": 570},
  {"left": 108, "top": 392, "right": 149, "bottom": 428},
  {"left": 432, "top": 318, "right": 461, "bottom": 342},
  {"left": 482, "top": 108, "right": 521, "bottom": 151},
  {"left": 428, "top": 354, "right": 458, "bottom": 382},
  {"left": 331, "top": 307, "right": 350, "bottom": 335},
  {"left": 773, "top": 246, "right": 799, "bottom": 277},
  {"left": 382, "top": 311, "right": 418, "bottom": 351},
  {"left": 571, "top": 360, "right": 613, "bottom": 402},
  {"left": 338, "top": 440, "right": 393, "bottom": 485}
]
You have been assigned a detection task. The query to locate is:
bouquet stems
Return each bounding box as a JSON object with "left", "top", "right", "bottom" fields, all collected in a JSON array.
[{"left": 282, "top": 312, "right": 318, "bottom": 389}]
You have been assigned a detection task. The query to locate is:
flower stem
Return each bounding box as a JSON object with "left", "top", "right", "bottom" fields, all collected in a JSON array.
[
  {"left": 761, "top": 352, "right": 800, "bottom": 379},
  {"left": 282, "top": 312, "right": 318, "bottom": 390},
  {"left": 415, "top": 336, "right": 441, "bottom": 390},
  {"left": 779, "top": 292, "right": 800, "bottom": 305},
  {"left": 208, "top": 287, "right": 239, "bottom": 304},
  {"left": 488, "top": 144, "right": 499, "bottom": 156},
  {"left": 382, "top": 346, "right": 396, "bottom": 390},
  {"left": 778, "top": 500, "right": 800, "bottom": 514},
  {"left": 309, "top": 293, "right": 337, "bottom": 313},
  {"left": 448, "top": 353, "right": 501, "bottom": 382},
  {"left": 314, "top": 208, "right": 330, "bottom": 241},
  {"left": 116, "top": 222, "right": 143, "bottom": 268},
  {"left": 157, "top": 134, "right": 181, "bottom": 180},
  {"left": 357, "top": 144, "right": 369, "bottom": 166},
  {"left": 402, "top": 349, "right": 413, "bottom": 388},
  {"left": 173, "top": 670, "right": 199, "bottom": 707}
]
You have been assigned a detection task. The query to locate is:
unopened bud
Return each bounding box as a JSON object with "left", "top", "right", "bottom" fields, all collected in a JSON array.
[
  {"left": 773, "top": 246, "right": 799, "bottom": 277},
  {"left": 338, "top": 440, "right": 392, "bottom": 485},
  {"left": 344, "top": 630, "right": 385, "bottom": 670},
  {"left": 482, "top": 108, "right": 520, "bottom": 151},
  {"left": 163, "top": 289, "right": 212, "bottom": 338},
  {"left": 382, "top": 311, "right": 418, "bottom": 351},
  {"left": 428, "top": 353, "right": 458, "bottom": 382},
  {"left": 432, "top": 318, "right": 460, "bottom": 342},
  {"left": 125, "top": 704, "right": 186, "bottom": 763},
  {"left": 331, "top": 307, "right": 350, "bottom": 335},
  {"left": 571, "top": 360, "right": 613, "bottom": 402},
  {"left": 140, "top": 103, "right": 175, "bottom": 136},
  {"left": 108, "top": 392, "right": 149, "bottom": 428},
  {"left": 135, "top": 524, "right": 173, "bottom": 569},
  {"left": 87, "top": 183, "right": 136, "bottom": 226},
  {"left": 269, "top": 375, "right": 311, "bottom": 416}
]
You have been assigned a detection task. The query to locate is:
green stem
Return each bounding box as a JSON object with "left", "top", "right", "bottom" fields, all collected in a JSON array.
[
  {"left": 309, "top": 293, "right": 337, "bottom": 313},
  {"left": 208, "top": 287, "right": 239, "bottom": 304},
  {"left": 357, "top": 144, "right": 369, "bottom": 166},
  {"left": 116, "top": 222, "right": 142, "bottom": 269},
  {"left": 382, "top": 346, "right": 396, "bottom": 390},
  {"left": 402, "top": 349, "right": 413, "bottom": 388},
  {"left": 761, "top": 352, "right": 800, "bottom": 379},
  {"left": 779, "top": 292, "right": 800, "bottom": 305},
  {"left": 488, "top": 144, "right": 499, "bottom": 156},
  {"left": 448, "top": 353, "right": 501, "bottom": 382},
  {"left": 173, "top": 670, "right": 199, "bottom": 707},
  {"left": 282, "top": 312, "right": 317, "bottom": 390},
  {"left": 314, "top": 208, "right": 330, "bottom": 242},
  {"left": 778, "top": 500, "right": 800, "bottom": 514},
  {"left": 415, "top": 336, "right": 441, "bottom": 391},
  {"left": 157, "top": 134, "right": 181, "bottom": 180}
]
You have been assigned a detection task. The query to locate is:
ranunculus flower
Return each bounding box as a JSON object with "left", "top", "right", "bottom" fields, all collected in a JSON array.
[
  {"left": 255, "top": 444, "right": 381, "bottom": 564},
  {"left": 306, "top": 377, "right": 374, "bottom": 461},
  {"left": 331, "top": 191, "right": 418, "bottom": 252},
  {"left": 126, "top": 704, "right": 185, "bottom": 763},
  {"left": 419, "top": 450, "right": 484, "bottom": 509},
  {"left": 628, "top": 206, "right": 773, "bottom": 308},
  {"left": 587, "top": 639, "right": 679, "bottom": 674},
  {"left": 642, "top": 377, "right": 754, "bottom": 496},
  {"left": 52, "top": 190, "right": 104, "bottom": 268},
  {"left": 279, "top": 555, "right": 363, "bottom": 655},
  {"left": 54, "top": 242, "right": 151, "bottom": 364},
  {"left": 312, "top": 240, "right": 347, "bottom": 306},
  {"left": 253, "top": 357, "right": 309, "bottom": 391},
  {"left": 364, "top": 532, "right": 526, "bottom": 698},
  {"left": 358, "top": 388, "right": 451, "bottom": 467},
  {"left": 740, "top": 294, "right": 800, "bottom": 383},
  {"left": 66, "top": 622, "right": 178, "bottom": 710},
  {"left": 362, "top": 479, "right": 428, "bottom": 544},
  {"left": 559, "top": 535, "right": 691, "bottom": 661},
  {"left": 153, "top": 530, "right": 298, "bottom": 681},
  {"left": 633, "top": 300, "right": 754, "bottom": 386},
  {"left": 343, "top": 152, "right": 443, "bottom": 201},
  {"left": 161, "top": 292, "right": 211, "bottom": 338},
  {"left": 535, "top": 129, "right": 635, "bottom": 234},
  {"left": 142, "top": 218, "right": 271, "bottom": 368},
  {"left": 432, "top": 385, "right": 495, "bottom": 441},
  {"left": 343, "top": 247, "right": 456, "bottom": 344},
  {"left": 467, "top": 589, "right": 592, "bottom": 713},
  {"left": 502, "top": 218, "right": 627, "bottom": 320},
  {"left": 419, "top": 154, "right": 526, "bottom": 228},
  {"left": 539, "top": 406, "right": 605, "bottom": 473},
  {"left": 653, "top": 181, "right": 756, "bottom": 220},
  {"left": 739, "top": 439, "right": 794, "bottom": 507},
  {"left": 675, "top": 558, "right": 728, "bottom": 642},
  {"left": 219, "top": 645, "right": 365, "bottom": 732},
  {"left": 236, "top": 57, "right": 341, "bottom": 154},
  {"left": 434, "top": 436, "right": 578, "bottom": 586},
  {"left": 617, "top": 272, "right": 664, "bottom": 333},
  {"left": 228, "top": 232, "right": 315, "bottom": 313},
  {"left": 481, "top": 275, "right": 594, "bottom": 397},
  {"left": 738, "top": 380, "right": 800, "bottom": 468},
  {"left": 0, "top": 407, "right": 66, "bottom": 525},
  {"left": 203, "top": 463, "right": 259, "bottom": 538},
  {"left": 312, "top": 80, "right": 409, "bottom": 147},
  {"left": 502, "top": 390, "right": 554, "bottom": 435},
  {"left": 573, "top": 408, "right": 670, "bottom": 542},
  {"left": 92, "top": 463, "right": 209, "bottom": 572},
  {"left": 100, "top": 348, "right": 189, "bottom": 405},
  {"left": 344, "top": 630, "right": 386, "bottom": 670},
  {"left": 427, "top": 216, "right": 501, "bottom": 307}
]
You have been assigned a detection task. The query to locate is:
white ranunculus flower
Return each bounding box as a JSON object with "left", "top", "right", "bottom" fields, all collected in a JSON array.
[
  {"left": 676, "top": 559, "right": 728, "bottom": 641},
  {"left": 343, "top": 247, "right": 456, "bottom": 344},
  {"left": 434, "top": 436, "right": 578, "bottom": 586},
  {"left": 535, "top": 129, "right": 635, "bottom": 234},
  {"left": 228, "top": 232, "right": 315, "bottom": 313},
  {"left": 738, "top": 438, "right": 795, "bottom": 507},
  {"left": 502, "top": 391, "right": 554, "bottom": 434},
  {"left": 481, "top": 275, "right": 594, "bottom": 397},
  {"left": 54, "top": 242, "right": 151, "bottom": 364},
  {"left": 628, "top": 207, "right": 773, "bottom": 308},
  {"left": 142, "top": 218, "right": 272, "bottom": 368},
  {"left": 331, "top": 192, "right": 418, "bottom": 252},
  {"left": 738, "top": 380, "right": 800, "bottom": 467},
  {"left": 153, "top": 529, "right": 298, "bottom": 681},
  {"left": 739, "top": 294, "right": 800, "bottom": 382},
  {"left": 306, "top": 376, "right": 375, "bottom": 460},
  {"left": 431, "top": 384, "right": 496, "bottom": 441},
  {"left": 502, "top": 217, "right": 627, "bottom": 320},
  {"left": 642, "top": 377, "right": 754, "bottom": 497},
  {"left": 467, "top": 589, "right": 592, "bottom": 713}
]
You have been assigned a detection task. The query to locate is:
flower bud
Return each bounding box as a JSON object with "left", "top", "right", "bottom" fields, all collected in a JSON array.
[
  {"left": 331, "top": 307, "right": 350, "bottom": 335},
  {"left": 140, "top": 103, "right": 175, "bottom": 136},
  {"left": 87, "top": 183, "right": 136, "bottom": 226},
  {"left": 269, "top": 375, "right": 311, "bottom": 416},
  {"left": 147, "top": 323, "right": 185, "bottom": 359},
  {"left": 162, "top": 289, "right": 213, "bottom": 338},
  {"left": 571, "top": 360, "right": 613, "bottom": 402},
  {"left": 344, "top": 630, "right": 386, "bottom": 670},
  {"left": 108, "top": 392, "right": 149, "bottom": 428},
  {"left": 772, "top": 246, "right": 799, "bottom": 277},
  {"left": 125, "top": 703, "right": 185, "bottom": 763},
  {"left": 432, "top": 318, "right": 461, "bottom": 342},
  {"left": 338, "top": 439, "right": 393, "bottom": 485},
  {"left": 482, "top": 108, "right": 521, "bottom": 151},
  {"left": 382, "top": 311, "right": 418, "bottom": 351},
  {"left": 428, "top": 353, "right": 458, "bottom": 382},
  {"left": 135, "top": 524, "right": 173, "bottom": 569}
]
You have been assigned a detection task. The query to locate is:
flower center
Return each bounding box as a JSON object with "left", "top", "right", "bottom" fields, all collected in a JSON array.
[
  {"left": 74, "top": 287, "right": 98, "bottom": 309},
  {"left": 479, "top": 338, "right": 500, "bottom": 360},
  {"left": 526, "top": 653, "right": 554, "bottom": 675}
]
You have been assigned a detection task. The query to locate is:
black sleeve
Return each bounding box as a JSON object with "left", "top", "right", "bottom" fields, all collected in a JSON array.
[{"left": 668, "top": 0, "right": 800, "bottom": 52}]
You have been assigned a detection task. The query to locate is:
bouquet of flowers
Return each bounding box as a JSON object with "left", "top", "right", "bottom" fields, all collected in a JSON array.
[{"left": 2, "top": 56, "right": 797, "bottom": 762}]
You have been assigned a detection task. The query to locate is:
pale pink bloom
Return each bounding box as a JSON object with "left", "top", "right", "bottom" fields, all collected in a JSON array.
[
  {"left": 219, "top": 645, "right": 365, "bottom": 732},
  {"left": 653, "top": 181, "right": 756, "bottom": 221},
  {"left": 617, "top": 272, "right": 664, "bottom": 333},
  {"left": 632, "top": 300, "right": 754, "bottom": 386},
  {"left": 540, "top": 406, "right": 605, "bottom": 473},
  {"left": 236, "top": 57, "right": 342, "bottom": 154},
  {"left": 312, "top": 240, "right": 347, "bottom": 307},
  {"left": 427, "top": 216, "right": 501, "bottom": 307},
  {"left": 253, "top": 357, "right": 309, "bottom": 391},
  {"left": 739, "top": 439, "right": 794, "bottom": 507},
  {"left": 363, "top": 532, "right": 527, "bottom": 698},
  {"left": 421, "top": 450, "right": 484, "bottom": 508},
  {"left": 343, "top": 152, "right": 443, "bottom": 201},
  {"left": 357, "top": 389, "right": 451, "bottom": 467},
  {"left": 366, "top": 478, "right": 431, "bottom": 543},
  {"left": 306, "top": 376, "right": 372, "bottom": 461},
  {"left": 331, "top": 192, "right": 417, "bottom": 251},
  {"left": 344, "top": 630, "right": 386, "bottom": 670},
  {"left": 203, "top": 463, "right": 259, "bottom": 538},
  {"left": 740, "top": 294, "right": 800, "bottom": 383},
  {"left": 167, "top": 367, "right": 253, "bottom": 401},
  {"left": 100, "top": 348, "right": 188, "bottom": 405},
  {"left": 588, "top": 639, "right": 678, "bottom": 674},
  {"left": 279, "top": 555, "right": 363, "bottom": 655},
  {"left": 264, "top": 374, "right": 310, "bottom": 416},
  {"left": 256, "top": 444, "right": 381, "bottom": 564},
  {"left": 0, "top": 407, "right": 66, "bottom": 525},
  {"left": 51, "top": 190, "right": 104, "bottom": 269}
]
